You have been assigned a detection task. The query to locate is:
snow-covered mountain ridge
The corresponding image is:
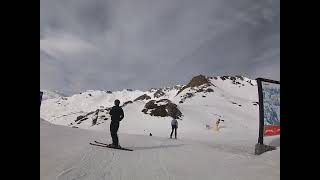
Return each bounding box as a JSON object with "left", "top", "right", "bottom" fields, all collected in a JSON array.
[{"left": 41, "top": 75, "right": 259, "bottom": 141}]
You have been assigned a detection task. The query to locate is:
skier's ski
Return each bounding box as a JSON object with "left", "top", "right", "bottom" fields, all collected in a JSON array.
[
  {"left": 94, "top": 141, "right": 109, "bottom": 146},
  {"left": 94, "top": 141, "right": 133, "bottom": 150},
  {"left": 90, "top": 142, "right": 133, "bottom": 151}
]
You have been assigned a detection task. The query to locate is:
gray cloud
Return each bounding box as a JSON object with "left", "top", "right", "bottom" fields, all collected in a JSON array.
[{"left": 40, "top": 0, "right": 280, "bottom": 95}]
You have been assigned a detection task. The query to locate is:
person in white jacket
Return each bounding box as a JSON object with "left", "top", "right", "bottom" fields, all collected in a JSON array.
[
  {"left": 214, "top": 118, "right": 224, "bottom": 131},
  {"left": 170, "top": 118, "right": 178, "bottom": 139}
]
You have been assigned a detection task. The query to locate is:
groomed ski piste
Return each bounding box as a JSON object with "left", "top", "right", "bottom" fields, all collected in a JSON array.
[{"left": 40, "top": 75, "right": 280, "bottom": 180}]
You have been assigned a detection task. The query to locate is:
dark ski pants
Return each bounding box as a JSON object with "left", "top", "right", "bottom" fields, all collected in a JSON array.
[
  {"left": 110, "top": 121, "right": 120, "bottom": 146},
  {"left": 170, "top": 125, "right": 177, "bottom": 138}
]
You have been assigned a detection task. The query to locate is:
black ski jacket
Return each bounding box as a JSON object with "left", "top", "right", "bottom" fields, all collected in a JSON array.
[{"left": 109, "top": 106, "right": 124, "bottom": 122}]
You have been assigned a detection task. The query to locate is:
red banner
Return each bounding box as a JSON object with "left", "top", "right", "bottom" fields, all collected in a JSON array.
[{"left": 264, "top": 125, "right": 280, "bottom": 136}]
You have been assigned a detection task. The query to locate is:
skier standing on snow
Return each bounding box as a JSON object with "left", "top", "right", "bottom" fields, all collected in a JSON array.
[
  {"left": 170, "top": 117, "right": 178, "bottom": 139},
  {"left": 108, "top": 99, "right": 124, "bottom": 148},
  {"left": 214, "top": 118, "right": 224, "bottom": 131}
]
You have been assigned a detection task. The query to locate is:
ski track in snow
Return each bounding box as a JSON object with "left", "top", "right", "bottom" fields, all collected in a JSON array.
[
  {"left": 52, "top": 137, "right": 261, "bottom": 179},
  {"left": 158, "top": 140, "right": 175, "bottom": 180},
  {"left": 44, "top": 133, "right": 278, "bottom": 180},
  {"left": 57, "top": 146, "right": 119, "bottom": 180},
  {"left": 55, "top": 139, "right": 183, "bottom": 180}
]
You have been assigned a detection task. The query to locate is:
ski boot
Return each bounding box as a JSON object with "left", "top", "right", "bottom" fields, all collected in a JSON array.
[{"left": 107, "top": 144, "right": 116, "bottom": 148}]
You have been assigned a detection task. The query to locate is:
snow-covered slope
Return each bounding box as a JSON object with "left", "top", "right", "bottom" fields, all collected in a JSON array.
[
  {"left": 41, "top": 75, "right": 279, "bottom": 180},
  {"left": 41, "top": 118, "right": 280, "bottom": 180},
  {"left": 41, "top": 90, "right": 65, "bottom": 100},
  {"left": 40, "top": 75, "right": 261, "bottom": 143}
]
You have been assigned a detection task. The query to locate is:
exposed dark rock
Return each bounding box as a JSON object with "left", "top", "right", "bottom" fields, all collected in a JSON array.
[
  {"left": 76, "top": 117, "right": 88, "bottom": 124},
  {"left": 247, "top": 80, "right": 255, "bottom": 86},
  {"left": 220, "top": 76, "right": 231, "bottom": 80},
  {"left": 206, "top": 88, "right": 214, "bottom": 92},
  {"left": 156, "top": 99, "right": 171, "bottom": 103},
  {"left": 154, "top": 89, "right": 165, "bottom": 98},
  {"left": 236, "top": 76, "right": 244, "bottom": 81},
  {"left": 196, "top": 88, "right": 204, "bottom": 92},
  {"left": 145, "top": 100, "right": 157, "bottom": 109},
  {"left": 75, "top": 115, "right": 85, "bottom": 122},
  {"left": 166, "top": 103, "right": 182, "bottom": 119},
  {"left": 134, "top": 94, "right": 151, "bottom": 101},
  {"left": 148, "top": 88, "right": 157, "bottom": 92},
  {"left": 150, "top": 105, "right": 167, "bottom": 117},
  {"left": 179, "top": 92, "right": 195, "bottom": 103},
  {"left": 76, "top": 111, "right": 96, "bottom": 122},
  {"left": 143, "top": 99, "right": 182, "bottom": 119},
  {"left": 230, "top": 76, "right": 236, "bottom": 81},
  {"left": 122, "top": 101, "right": 133, "bottom": 107},
  {"left": 142, "top": 109, "right": 148, "bottom": 114},
  {"left": 185, "top": 93, "right": 194, "bottom": 98},
  {"left": 177, "top": 75, "right": 210, "bottom": 95},
  {"left": 92, "top": 116, "right": 98, "bottom": 126}
]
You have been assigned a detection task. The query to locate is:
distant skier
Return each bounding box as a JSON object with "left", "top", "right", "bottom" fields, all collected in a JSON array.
[
  {"left": 108, "top": 99, "right": 124, "bottom": 148},
  {"left": 214, "top": 118, "right": 224, "bottom": 131},
  {"left": 170, "top": 118, "right": 178, "bottom": 139}
]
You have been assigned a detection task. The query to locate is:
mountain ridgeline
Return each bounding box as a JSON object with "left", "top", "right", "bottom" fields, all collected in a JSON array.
[{"left": 41, "top": 75, "right": 258, "bottom": 130}]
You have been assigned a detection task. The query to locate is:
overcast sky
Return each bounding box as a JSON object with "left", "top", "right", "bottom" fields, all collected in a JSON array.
[{"left": 40, "top": 0, "right": 280, "bottom": 95}]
